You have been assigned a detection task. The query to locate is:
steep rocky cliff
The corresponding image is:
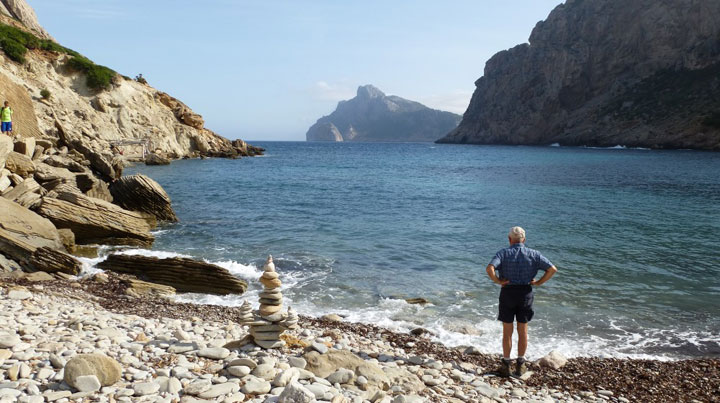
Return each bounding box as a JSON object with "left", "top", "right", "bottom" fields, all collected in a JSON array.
[
  {"left": 438, "top": 0, "right": 720, "bottom": 150},
  {"left": 307, "top": 85, "right": 461, "bottom": 142},
  {"left": 0, "top": 0, "right": 51, "bottom": 40}
]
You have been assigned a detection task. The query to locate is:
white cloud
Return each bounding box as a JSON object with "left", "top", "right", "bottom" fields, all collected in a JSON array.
[
  {"left": 417, "top": 90, "right": 473, "bottom": 115},
  {"left": 309, "top": 81, "right": 356, "bottom": 102}
]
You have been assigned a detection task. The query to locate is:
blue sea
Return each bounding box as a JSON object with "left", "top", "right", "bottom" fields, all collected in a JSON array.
[{"left": 90, "top": 142, "right": 720, "bottom": 360}]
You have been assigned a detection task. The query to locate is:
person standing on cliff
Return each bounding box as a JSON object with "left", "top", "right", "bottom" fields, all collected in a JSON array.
[
  {"left": 486, "top": 226, "right": 558, "bottom": 377},
  {"left": 1, "top": 101, "right": 12, "bottom": 136}
]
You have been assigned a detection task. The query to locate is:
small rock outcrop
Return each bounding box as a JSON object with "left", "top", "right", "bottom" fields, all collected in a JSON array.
[
  {"left": 437, "top": 0, "right": 720, "bottom": 150},
  {"left": 109, "top": 174, "right": 178, "bottom": 222},
  {"left": 307, "top": 85, "right": 461, "bottom": 142},
  {"left": 97, "top": 254, "right": 248, "bottom": 295}
]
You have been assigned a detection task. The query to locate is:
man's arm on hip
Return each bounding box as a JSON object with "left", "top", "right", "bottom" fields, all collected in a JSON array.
[
  {"left": 486, "top": 264, "right": 509, "bottom": 286},
  {"left": 530, "top": 265, "right": 557, "bottom": 286}
]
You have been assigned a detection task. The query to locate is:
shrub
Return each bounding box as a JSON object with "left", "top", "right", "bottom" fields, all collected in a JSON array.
[
  {"left": 40, "top": 89, "right": 51, "bottom": 99},
  {"left": 0, "top": 22, "right": 112, "bottom": 91},
  {"left": 0, "top": 22, "right": 78, "bottom": 62},
  {"left": 67, "top": 55, "right": 116, "bottom": 91},
  {"left": 0, "top": 38, "right": 26, "bottom": 62}
]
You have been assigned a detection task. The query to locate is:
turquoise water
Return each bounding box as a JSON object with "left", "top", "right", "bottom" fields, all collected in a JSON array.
[{"left": 118, "top": 142, "right": 720, "bottom": 359}]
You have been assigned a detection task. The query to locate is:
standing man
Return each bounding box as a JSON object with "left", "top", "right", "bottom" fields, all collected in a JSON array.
[
  {"left": 1, "top": 101, "right": 13, "bottom": 136},
  {"left": 486, "top": 226, "right": 557, "bottom": 377}
]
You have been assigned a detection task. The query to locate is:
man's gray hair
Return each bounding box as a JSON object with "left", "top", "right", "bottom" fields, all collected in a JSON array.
[{"left": 508, "top": 226, "right": 526, "bottom": 242}]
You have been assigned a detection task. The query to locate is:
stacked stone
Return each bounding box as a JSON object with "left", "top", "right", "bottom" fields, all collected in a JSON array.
[
  {"left": 282, "top": 306, "right": 299, "bottom": 330},
  {"left": 238, "top": 300, "right": 253, "bottom": 325},
  {"left": 249, "top": 256, "right": 287, "bottom": 349}
]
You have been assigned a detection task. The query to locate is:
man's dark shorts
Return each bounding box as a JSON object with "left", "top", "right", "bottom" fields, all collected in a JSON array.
[{"left": 498, "top": 285, "right": 534, "bottom": 323}]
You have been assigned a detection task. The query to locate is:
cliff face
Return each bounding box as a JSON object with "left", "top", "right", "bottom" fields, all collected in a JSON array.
[
  {"left": 307, "top": 85, "right": 461, "bottom": 142},
  {"left": 438, "top": 0, "right": 720, "bottom": 150},
  {"left": 0, "top": 0, "right": 51, "bottom": 40}
]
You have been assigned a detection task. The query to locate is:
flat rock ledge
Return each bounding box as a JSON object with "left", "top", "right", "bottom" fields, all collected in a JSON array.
[{"left": 97, "top": 254, "right": 247, "bottom": 295}]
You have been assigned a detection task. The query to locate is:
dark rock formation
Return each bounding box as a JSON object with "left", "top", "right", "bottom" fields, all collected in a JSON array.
[
  {"left": 307, "top": 85, "right": 461, "bottom": 142},
  {"left": 437, "top": 0, "right": 720, "bottom": 150},
  {"left": 110, "top": 174, "right": 178, "bottom": 222},
  {"left": 97, "top": 254, "right": 248, "bottom": 295}
]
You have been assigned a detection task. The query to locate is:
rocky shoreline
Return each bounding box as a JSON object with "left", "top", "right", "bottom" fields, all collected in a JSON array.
[{"left": 1, "top": 272, "right": 717, "bottom": 403}]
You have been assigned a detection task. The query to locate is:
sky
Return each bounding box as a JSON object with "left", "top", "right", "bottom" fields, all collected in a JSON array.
[{"left": 31, "top": 0, "right": 562, "bottom": 141}]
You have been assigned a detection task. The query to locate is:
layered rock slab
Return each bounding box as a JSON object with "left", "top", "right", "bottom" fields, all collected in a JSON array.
[
  {"left": 97, "top": 254, "right": 247, "bottom": 295},
  {"left": 36, "top": 191, "right": 155, "bottom": 246},
  {"left": 109, "top": 174, "right": 178, "bottom": 222}
]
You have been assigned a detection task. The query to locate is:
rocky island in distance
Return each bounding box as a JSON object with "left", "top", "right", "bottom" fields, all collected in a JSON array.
[{"left": 306, "top": 85, "right": 461, "bottom": 143}]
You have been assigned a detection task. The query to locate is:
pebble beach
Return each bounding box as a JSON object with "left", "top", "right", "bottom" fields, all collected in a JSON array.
[{"left": 1, "top": 273, "right": 717, "bottom": 403}]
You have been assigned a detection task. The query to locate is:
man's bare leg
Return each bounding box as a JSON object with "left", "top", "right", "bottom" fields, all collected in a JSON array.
[
  {"left": 502, "top": 322, "right": 514, "bottom": 359},
  {"left": 517, "top": 322, "right": 528, "bottom": 357}
]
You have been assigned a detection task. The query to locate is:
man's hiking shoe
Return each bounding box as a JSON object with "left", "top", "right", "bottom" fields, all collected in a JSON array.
[
  {"left": 496, "top": 359, "right": 512, "bottom": 377},
  {"left": 515, "top": 357, "right": 528, "bottom": 376}
]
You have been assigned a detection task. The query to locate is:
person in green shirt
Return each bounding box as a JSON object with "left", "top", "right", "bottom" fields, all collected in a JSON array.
[{"left": 1, "top": 101, "right": 13, "bottom": 136}]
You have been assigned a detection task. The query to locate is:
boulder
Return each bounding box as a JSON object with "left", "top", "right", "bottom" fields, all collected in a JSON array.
[
  {"left": 537, "top": 350, "right": 567, "bottom": 370},
  {"left": 0, "top": 170, "right": 10, "bottom": 192},
  {"left": 110, "top": 174, "right": 178, "bottom": 222},
  {"left": 28, "top": 246, "right": 81, "bottom": 275},
  {"left": 4, "top": 152, "right": 35, "bottom": 177},
  {"left": 43, "top": 155, "right": 86, "bottom": 173},
  {"left": 75, "top": 173, "right": 112, "bottom": 202},
  {"left": 54, "top": 121, "right": 119, "bottom": 180},
  {"left": 145, "top": 153, "right": 171, "bottom": 165},
  {"left": 123, "top": 278, "right": 176, "bottom": 298},
  {"left": 56, "top": 228, "right": 76, "bottom": 253},
  {"left": 13, "top": 137, "right": 36, "bottom": 158},
  {"left": 304, "top": 350, "right": 390, "bottom": 391},
  {"left": 97, "top": 254, "right": 247, "bottom": 295},
  {"left": 0, "top": 197, "right": 64, "bottom": 250},
  {"left": 278, "top": 381, "right": 315, "bottom": 403},
  {"left": 0, "top": 136, "right": 12, "bottom": 171},
  {"left": 63, "top": 354, "right": 122, "bottom": 389},
  {"left": 32, "top": 145, "right": 45, "bottom": 161},
  {"left": 36, "top": 191, "right": 155, "bottom": 246},
  {"left": 33, "top": 162, "right": 75, "bottom": 182},
  {"left": 383, "top": 367, "right": 425, "bottom": 395},
  {"left": 2, "top": 177, "right": 41, "bottom": 205}
]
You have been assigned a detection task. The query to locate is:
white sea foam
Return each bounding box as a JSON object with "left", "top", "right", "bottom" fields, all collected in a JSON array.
[
  {"left": 210, "top": 260, "right": 263, "bottom": 281},
  {"left": 116, "top": 248, "right": 192, "bottom": 259},
  {"left": 80, "top": 249, "right": 709, "bottom": 361},
  {"left": 550, "top": 143, "right": 561, "bottom": 147}
]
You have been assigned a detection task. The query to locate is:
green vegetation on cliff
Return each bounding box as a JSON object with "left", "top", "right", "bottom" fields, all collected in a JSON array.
[
  {"left": 0, "top": 22, "right": 76, "bottom": 62},
  {"left": 0, "top": 22, "right": 115, "bottom": 91},
  {"left": 66, "top": 55, "right": 116, "bottom": 91}
]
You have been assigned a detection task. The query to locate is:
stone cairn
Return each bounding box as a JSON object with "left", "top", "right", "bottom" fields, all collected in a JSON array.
[
  {"left": 238, "top": 300, "right": 253, "bottom": 324},
  {"left": 246, "top": 255, "right": 298, "bottom": 349}
]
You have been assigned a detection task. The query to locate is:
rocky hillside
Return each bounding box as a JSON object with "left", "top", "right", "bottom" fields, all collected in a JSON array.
[
  {"left": 0, "top": 1, "right": 257, "bottom": 294},
  {"left": 0, "top": 6, "right": 261, "bottom": 160},
  {"left": 307, "top": 85, "right": 461, "bottom": 142},
  {"left": 437, "top": 0, "right": 720, "bottom": 150}
]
